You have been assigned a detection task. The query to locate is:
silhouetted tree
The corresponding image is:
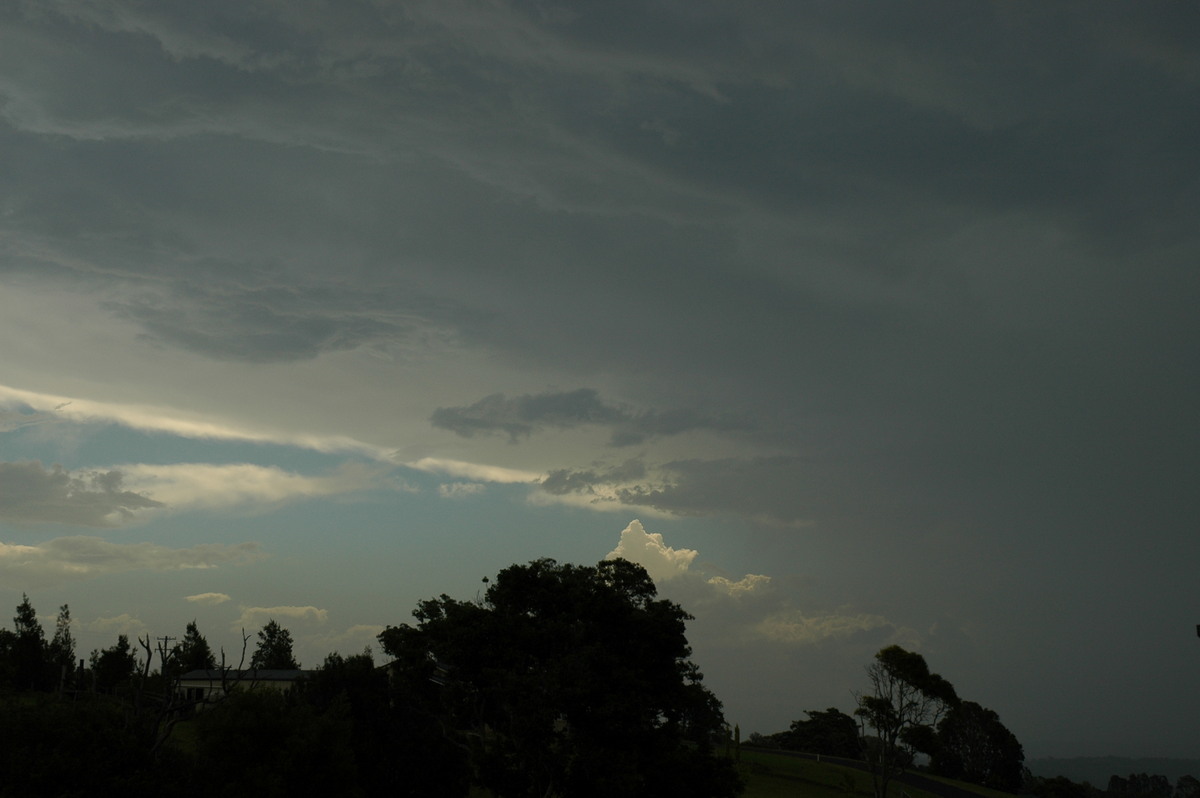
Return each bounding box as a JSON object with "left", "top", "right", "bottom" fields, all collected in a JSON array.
[
  {"left": 380, "top": 557, "right": 742, "bottom": 798},
  {"left": 855, "top": 645, "right": 958, "bottom": 798},
  {"left": 169, "top": 620, "right": 216, "bottom": 677},
  {"left": 91, "top": 634, "right": 137, "bottom": 693},
  {"left": 46, "top": 604, "right": 75, "bottom": 691},
  {"left": 0, "top": 627, "right": 14, "bottom": 688},
  {"left": 12, "top": 594, "right": 48, "bottom": 691},
  {"left": 783, "top": 707, "right": 861, "bottom": 757},
  {"left": 932, "top": 700, "right": 1024, "bottom": 791},
  {"left": 1174, "top": 775, "right": 1200, "bottom": 798},
  {"left": 251, "top": 619, "right": 299, "bottom": 669}
]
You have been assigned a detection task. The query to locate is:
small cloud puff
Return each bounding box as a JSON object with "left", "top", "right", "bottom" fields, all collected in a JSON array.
[
  {"left": 303, "top": 624, "right": 387, "bottom": 659},
  {"left": 407, "top": 457, "right": 541, "bottom": 484},
  {"left": 438, "top": 482, "right": 486, "bottom": 499},
  {"left": 708, "top": 573, "right": 772, "bottom": 597},
  {"left": 233, "top": 605, "right": 328, "bottom": 632},
  {"left": 754, "top": 610, "right": 892, "bottom": 645},
  {"left": 86, "top": 614, "right": 148, "bottom": 637},
  {"left": 186, "top": 592, "right": 232, "bottom": 605}
]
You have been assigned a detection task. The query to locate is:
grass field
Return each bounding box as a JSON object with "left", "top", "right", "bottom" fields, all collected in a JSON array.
[
  {"left": 733, "top": 749, "right": 1013, "bottom": 798},
  {"left": 462, "top": 750, "right": 1007, "bottom": 798},
  {"left": 736, "top": 749, "right": 884, "bottom": 798}
]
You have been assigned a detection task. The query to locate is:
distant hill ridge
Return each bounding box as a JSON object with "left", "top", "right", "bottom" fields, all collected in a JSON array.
[{"left": 1027, "top": 757, "right": 1200, "bottom": 786}]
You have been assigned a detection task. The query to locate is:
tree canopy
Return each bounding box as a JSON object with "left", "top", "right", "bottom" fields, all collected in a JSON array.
[
  {"left": 932, "top": 700, "right": 1024, "bottom": 792},
  {"left": 785, "top": 708, "right": 861, "bottom": 758},
  {"left": 379, "top": 557, "right": 741, "bottom": 798},
  {"left": 250, "top": 619, "right": 299, "bottom": 670},
  {"left": 90, "top": 634, "right": 137, "bottom": 694},
  {"left": 170, "top": 620, "right": 216, "bottom": 676}
]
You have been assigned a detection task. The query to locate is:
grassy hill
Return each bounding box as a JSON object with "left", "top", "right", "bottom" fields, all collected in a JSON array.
[{"left": 737, "top": 749, "right": 1017, "bottom": 798}]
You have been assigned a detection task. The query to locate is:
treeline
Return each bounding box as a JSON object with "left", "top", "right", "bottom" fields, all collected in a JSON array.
[
  {"left": 1024, "top": 772, "right": 1200, "bottom": 798},
  {"left": 0, "top": 593, "right": 451, "bottom": 796},
  {"left": 0, "top": 561, "right": 742, "bottom": 798},
  {"left": 749, "top": 645, "right": 1199, "bottom": 798},
  {"left": 0, "top": 593, "right": 301, "bottom": 696}
]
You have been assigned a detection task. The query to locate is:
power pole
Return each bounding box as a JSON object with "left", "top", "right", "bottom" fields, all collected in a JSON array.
[{"left": 157, "top": 636, "right": 177, "bottom": 674}]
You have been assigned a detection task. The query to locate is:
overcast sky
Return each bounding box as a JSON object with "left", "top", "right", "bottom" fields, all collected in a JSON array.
[{"left": 2, "top": 0, "right": 1198, "bottom": 759}]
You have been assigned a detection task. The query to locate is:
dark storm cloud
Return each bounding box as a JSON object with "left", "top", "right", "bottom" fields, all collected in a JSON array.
[
  {"left": 1, "top": 1, "right": 1195, "bottom": 516},
  {"left": 3, "top": 0, "right": 1195, "bottom": 379},
  {"left": 2, "top": 0, "right": 1199, "bottom": 759},
  {"left": 104, "top": 282, "right": 438, "bottom": 363},
  {"left": 0, "top": 461, "right": 162, "bottom": 527},
  {"left": 540, "top": 459, "right": 647, "bottom": 497},
  {"left": 432, "top": 389, "right": 747, "bottom": 445},
  {"left": 614, "top": 457, "right": 813, "bottom": 525}
]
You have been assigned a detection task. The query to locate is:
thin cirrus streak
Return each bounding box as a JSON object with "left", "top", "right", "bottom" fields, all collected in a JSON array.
[{"left": 0, "top": 383, "right": 396, "bottom": 461}]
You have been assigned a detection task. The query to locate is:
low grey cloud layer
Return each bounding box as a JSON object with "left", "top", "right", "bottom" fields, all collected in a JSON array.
[
  {"left": 432, "top": 389, "right": 745, "bottom": 445},
  {"left": 0, "top": 536, "right": 263, "bottom": 588},
  {"left": 0, "top": 462, "right": 162, "bottom": 526}
]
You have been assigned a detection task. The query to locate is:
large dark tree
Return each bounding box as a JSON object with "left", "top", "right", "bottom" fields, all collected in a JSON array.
[
  {"left": 251, "top": 619, "right": 299, "bottom": 670},
  {"left": 931, "top": 700, "right": 1024, "bottom": 791},
  {"left": 90, "top": 634, "right": 137, "bottom": 694},
  {"left": 855, "top": 645, "right": 958, "bottom": 798},
  {"left": 379, "top": 557, "right": 742, "bottom": 798},
  {"left": 1175, "top": 776, "right": 1200, "bottom": 798}
]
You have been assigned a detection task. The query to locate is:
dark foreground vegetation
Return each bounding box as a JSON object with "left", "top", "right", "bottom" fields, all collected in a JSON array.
[
  {"left": 5, "top": 562, "right": 1195, "bottom": 798},
  {"left": 0, "top": 558, "right": 741, "bottom": 797}
]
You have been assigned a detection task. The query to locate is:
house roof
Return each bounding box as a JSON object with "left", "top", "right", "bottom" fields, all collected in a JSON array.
[{"left": 179, "top": 668, "right": 313, "bottom": 681}]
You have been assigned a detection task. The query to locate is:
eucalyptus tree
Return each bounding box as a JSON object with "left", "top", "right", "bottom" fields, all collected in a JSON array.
[{"left": 854, "top": 645, "right": 958, "bottom": 798}]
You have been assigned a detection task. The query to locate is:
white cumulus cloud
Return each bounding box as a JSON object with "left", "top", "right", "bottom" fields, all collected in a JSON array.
[
  {"left": 233, "top": 605, "right": 328, "bottom": 632},
  {"left": 606, "top": 519, "right": 698, "bottom": 582}
]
